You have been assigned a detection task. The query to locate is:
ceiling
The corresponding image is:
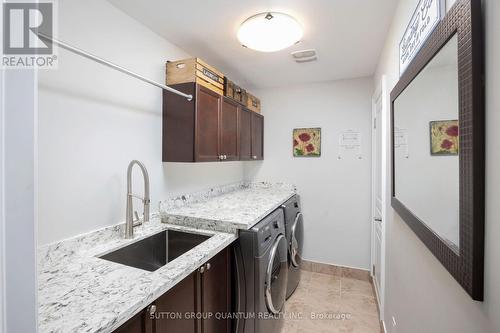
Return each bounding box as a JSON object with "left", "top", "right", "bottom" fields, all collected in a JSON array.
[{"left": 108, "top": 0, "right": 399, "bottom": 89}]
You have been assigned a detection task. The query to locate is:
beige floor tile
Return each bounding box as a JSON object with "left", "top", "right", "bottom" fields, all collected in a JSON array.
[
  {"left": 340, "top": 278, "right": 375, "bottom": 295},
  {"left": 280, "top": 317, "right": 298, "bottom": 333},
  {"left": 339, "top": 293, "right": 378, "bottom": 317},
  {"left": 284, "top": 271, "right": 381, "bottom": 333}
]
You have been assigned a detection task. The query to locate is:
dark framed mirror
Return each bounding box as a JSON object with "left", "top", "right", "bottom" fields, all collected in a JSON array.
[{"left": 391, "top": 0, "right": 484, "bottom": 300}]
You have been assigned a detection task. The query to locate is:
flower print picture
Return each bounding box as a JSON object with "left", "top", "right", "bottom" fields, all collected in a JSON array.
[
  {"left": 429, "top": 120, "right": 459, "bottom": 155},
  {"left": 293, "top": 128, "right": 321, "bottom": 157}
]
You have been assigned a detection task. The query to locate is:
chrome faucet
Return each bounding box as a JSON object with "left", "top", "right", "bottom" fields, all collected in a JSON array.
[{"left": 125, "top": 160, "right": 150, "bottom": 239}]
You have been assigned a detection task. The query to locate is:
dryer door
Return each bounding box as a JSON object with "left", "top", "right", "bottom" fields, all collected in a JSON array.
[
  {"left": 290, "top": 212, "right": 304, "bottom": 268},
  {"left": 265, "top": 234, "right": 288, "bottom": 315}
]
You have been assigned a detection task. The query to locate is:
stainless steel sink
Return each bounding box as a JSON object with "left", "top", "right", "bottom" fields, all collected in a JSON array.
[{"left": 99, "top": 230, "right": 211, "bottom": 272}]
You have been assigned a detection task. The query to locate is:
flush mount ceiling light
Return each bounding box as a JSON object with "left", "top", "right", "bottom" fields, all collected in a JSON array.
[{"left": 237, "top": 12, "right": 303, "bottom": 52}]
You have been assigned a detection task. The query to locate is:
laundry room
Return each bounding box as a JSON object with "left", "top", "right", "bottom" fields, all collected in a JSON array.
[{"left": 1, "top": 0, "right": 499, "bottom": 333}]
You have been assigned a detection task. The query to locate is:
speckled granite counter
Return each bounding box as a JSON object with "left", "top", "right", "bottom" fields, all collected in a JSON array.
[
  {"left": 39, "top": 182, "right": 295, "bottom": 332},
  {"left": 38, "top": 219, "right": 237, "bottom": 333},
  {"left": 159, "top": 182, "right": 296, "bottom": 231}
]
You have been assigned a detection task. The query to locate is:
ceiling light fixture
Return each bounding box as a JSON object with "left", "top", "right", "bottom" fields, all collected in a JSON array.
[{"left": 237, "top": 12, "right": 303, "bottom": 52}]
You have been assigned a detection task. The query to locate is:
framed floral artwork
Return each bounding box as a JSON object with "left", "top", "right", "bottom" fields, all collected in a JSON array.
[
  {"left": 429, "top": 120, "right": 459, "bottom": 155},
  {"left": 293, "top": 128, "right": 321, "bottom": 157}
]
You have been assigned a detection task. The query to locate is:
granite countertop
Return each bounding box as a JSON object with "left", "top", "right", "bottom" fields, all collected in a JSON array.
[
  {"left": 39, "top": 182, "right": 295, "bottom": 333},
  {"left": 38, "top": 219, "right": 237, "bottom": 333},
  {"left": 160, "top": 182, "right": 296, "bottom": 231}
]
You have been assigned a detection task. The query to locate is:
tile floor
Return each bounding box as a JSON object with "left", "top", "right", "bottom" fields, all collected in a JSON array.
[{"left": 281, "top": 270, "right": 381, "bottom": 333}]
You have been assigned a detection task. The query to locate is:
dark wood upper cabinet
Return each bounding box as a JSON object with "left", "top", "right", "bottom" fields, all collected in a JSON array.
[
  {"left": 163, "top": 83, "right": 221, "bottom": 162},
  {"left": 251, "top": 112, "right": 264, "bottom": 160},
  {"left": 195, "top": 85, "right": 221, "bottom": 162},
  {"left": 239, "top": 108, "right": 252, "bottom": 161},
  {"left": 220, "top": 98, "right": 239, "bottom": 161},
  {"left": 239, "top": 108, "right": 263, "bottom": 161},
  {"left": 163, "top": 82, "right": 263, "bottom": 162},
  {"left": 162, "top": 82, "right": 196, "bottom": 162}
]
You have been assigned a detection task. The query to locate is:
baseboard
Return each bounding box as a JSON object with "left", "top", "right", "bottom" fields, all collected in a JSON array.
[{"left": 301, "top": 259, "right": 371, "bottom": 282}]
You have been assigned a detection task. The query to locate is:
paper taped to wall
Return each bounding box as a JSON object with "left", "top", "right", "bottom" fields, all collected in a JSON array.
[{"left": 338, "top": 130, "right": 362, "bottom": 159}]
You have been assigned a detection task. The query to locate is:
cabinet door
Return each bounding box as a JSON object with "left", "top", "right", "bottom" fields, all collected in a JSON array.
[
  {"left": 195, "top": 85, "right": 221, "bottom": 162},
  {"left": 251, "top": 112, "right": 264, "bottom": 160},
  {"left": 201, "top": 248, "right": 231, "bottom": 333},
  {"left": 155, "top": 272, "right": 198, "bottom": 333},
  {"left": 162, "top": 83, "right": 196, "bottom": 162},
  {"left": 220, "top": 98, "right": 239, "bottom": 161},
  {"left": 239, "top": 108, "right": 252, "bottom": 160},
  {"left": 113, "top": 308, "right": 153, "bottom": 333}
]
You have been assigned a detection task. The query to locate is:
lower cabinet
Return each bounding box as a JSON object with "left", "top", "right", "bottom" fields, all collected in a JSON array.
[
  {"left": 113, "top": 307, "right": 154, "bottom": 333},
  {"left": 155, "top": 271, "right": 198, "bottom": 332},
  {"left": 113, "top": 247, "right": 231, "bottom": 333},
  {"left": 200, "top": 246, "right": 231, "bottom": 333}
]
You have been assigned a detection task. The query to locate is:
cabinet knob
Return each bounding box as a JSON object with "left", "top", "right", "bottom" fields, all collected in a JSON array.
[
  {"left": 252, "top": 155, "right": 257, "bottom": 159},
  {"left": 224, "top": 155, "right": 227, "bottom": 160},
  {"left": 219, "top": 155, "right": 223, "bottom": 160},
  {"left": 147, "top": 304, "right": 156, "bottom": 315},
  {"left": 206, "top": 262, "right": 211, "bottom": 270},
  {"left": 199, "top": 265, "right": 205, "bottom": 273}
]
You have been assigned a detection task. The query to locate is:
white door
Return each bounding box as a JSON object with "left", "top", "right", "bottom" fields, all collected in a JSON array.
[
  {"left": 371, "top": 76, "right": 387, "bottom": 319},
  {"left": 373, "top": 94, "right": 383, "bottom": 287}
]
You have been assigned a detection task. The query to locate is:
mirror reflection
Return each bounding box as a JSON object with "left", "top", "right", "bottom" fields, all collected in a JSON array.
[{"left": 394, "top": 34, "right": 460, "bottom": 250}]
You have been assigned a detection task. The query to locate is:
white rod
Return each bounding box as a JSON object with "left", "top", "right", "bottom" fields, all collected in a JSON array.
[{"left": 38, "top": 33, "right": 193, "bottom": 101}]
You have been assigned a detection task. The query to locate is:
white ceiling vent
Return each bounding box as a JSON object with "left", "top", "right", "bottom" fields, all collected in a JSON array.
[{"left": 291, "top": 49, "right": 317, "bottom": 63}]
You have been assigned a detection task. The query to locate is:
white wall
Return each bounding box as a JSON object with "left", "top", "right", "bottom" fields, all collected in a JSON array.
[
  {"left": 375, "top": 0, "right": 500, "bottom": 332},
  {"left": 37, "top": 0, "right": 245, "bottom": 245},
  {"left": 245, "top": 78, "right": 373, "bottom": 270}
]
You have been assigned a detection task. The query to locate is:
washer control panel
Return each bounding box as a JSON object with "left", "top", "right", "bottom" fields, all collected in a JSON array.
[{"left": 252, "top": 209, "right": 285, "bottom": 255}]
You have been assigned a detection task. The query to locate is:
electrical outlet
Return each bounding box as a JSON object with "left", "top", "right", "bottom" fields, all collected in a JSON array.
[{"left": 392, "top": 316, "right": 397, "bottom": 332}]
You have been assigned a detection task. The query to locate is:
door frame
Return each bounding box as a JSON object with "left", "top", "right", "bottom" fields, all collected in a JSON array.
[
  {"left": 2, "top": 68, "right": 39, "bottom": 332},
  {"left": 370, "top": 75, "right": 388, "bottom": 320}
]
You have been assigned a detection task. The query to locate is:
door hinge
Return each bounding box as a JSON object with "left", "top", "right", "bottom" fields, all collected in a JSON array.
[{"left": 372, "top": 264, "right": 376, "bottom": 276}]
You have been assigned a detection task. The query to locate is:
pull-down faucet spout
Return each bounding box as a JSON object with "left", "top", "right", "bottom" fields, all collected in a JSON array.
[{"left": 125, "top": 160, "right": 150, "bottom": 239}]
